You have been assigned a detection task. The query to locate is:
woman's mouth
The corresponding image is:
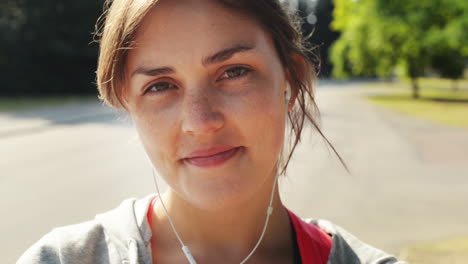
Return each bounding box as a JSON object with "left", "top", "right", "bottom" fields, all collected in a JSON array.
[{"left": 184, "top": 146, "right": 242, "bottom": 167}]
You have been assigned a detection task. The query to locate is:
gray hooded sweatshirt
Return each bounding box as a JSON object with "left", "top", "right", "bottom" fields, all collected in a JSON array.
[{"left": 18, "top": 195, "right": 406, "bottom": 264}]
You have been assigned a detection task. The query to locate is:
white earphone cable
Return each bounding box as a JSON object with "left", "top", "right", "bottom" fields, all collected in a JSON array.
[
  {"left": 239, "top": 172, "right": 278, "bottom": 264},
  {"left": 148, "top": 87, "right": 287, "bottom": 263},
  {"left": 151, "top": 170, "right": 187, "bottom": 250},
  {"left": 150, "top": 168, "right": 279, "bottom": 264}
]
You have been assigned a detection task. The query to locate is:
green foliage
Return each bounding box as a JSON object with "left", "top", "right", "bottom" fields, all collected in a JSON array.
[
  {"left": 330, "top": 0, "right": 468, "bottom": 83},
  {"left": 431, "top": 50, "right": 465, "bottom": 80},
  {"left": 0, "top": 0, "right": 104, "bottom": 95}
]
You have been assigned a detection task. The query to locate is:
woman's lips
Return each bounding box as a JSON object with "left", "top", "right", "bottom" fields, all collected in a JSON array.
[{"left": 184, "top": 146, "right": 241, "bottom": 167}]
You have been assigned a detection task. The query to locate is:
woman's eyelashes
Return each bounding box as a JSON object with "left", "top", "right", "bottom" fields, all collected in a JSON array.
[
  {"left": 143, "top": 81, "right": 177, "bottom": 95},
  {"left": 217, "top": 66, "right": 252, "bottom": 82},
  {"left": 142, "top": 66, "right": 252, "bottom": 95}
]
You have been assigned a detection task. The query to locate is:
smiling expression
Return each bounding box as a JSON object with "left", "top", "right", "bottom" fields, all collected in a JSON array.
[{"left": 124, "top": 0, "right": 289, "bottom": 210}]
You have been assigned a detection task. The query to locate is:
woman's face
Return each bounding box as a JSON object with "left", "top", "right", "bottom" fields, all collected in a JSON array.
[{"left": 125, "top": 0, "right": 289, "bottom": 210}]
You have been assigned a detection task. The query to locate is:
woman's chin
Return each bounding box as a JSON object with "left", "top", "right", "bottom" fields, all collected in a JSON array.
[{"left": 178, "top": 179, "right": 257, "bottom": 213}]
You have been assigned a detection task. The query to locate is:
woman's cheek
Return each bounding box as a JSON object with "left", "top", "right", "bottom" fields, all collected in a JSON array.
[
  {"left": 233, "top": 83, "right": 284, "bottom": 140},
  {"left": 132, "top": 108, "right": 177, "bottom": 163}
]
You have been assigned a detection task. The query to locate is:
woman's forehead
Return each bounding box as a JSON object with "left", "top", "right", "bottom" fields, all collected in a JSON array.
[
  {"left": 137, "top": 0, "right": 258, "bottom": 37},
  {"left": 128, "top": 0, "right": 275, "bottom": 70}
]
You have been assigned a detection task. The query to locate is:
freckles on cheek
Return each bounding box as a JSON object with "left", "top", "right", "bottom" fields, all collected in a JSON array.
[
  {"left": 130, "top": 96, "right": 183, "bottom": 154},
  {"left": 242, "top": 92, "right": 285, "bottom": 141},
  {"left": 133, "top": 102, "right": 173, "bottom": 134},
  {"left": 249, "top": 93, "right": 282, "bottom": 120},
  {"left": 132, "top": 107, "right": 177, "bottom": 160},
  {"left": 136, "top": 120, "right": 180, "bottom": 179}
]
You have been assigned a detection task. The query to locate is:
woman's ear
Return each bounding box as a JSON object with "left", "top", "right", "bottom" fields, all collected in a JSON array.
[
  {"left": 291, "top": 52, "right": 307, "bottom": 81},
  {"left": 285, "top": 53, "right": 307, "bottom": 111}
]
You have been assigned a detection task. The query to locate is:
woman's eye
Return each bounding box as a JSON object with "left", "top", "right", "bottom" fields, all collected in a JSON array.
[
  {"left": 144, "top": 82, "right": 176, "bottom": 94},
  {"left": 219, "top": 66, "right": 251, "bottom": 81}
]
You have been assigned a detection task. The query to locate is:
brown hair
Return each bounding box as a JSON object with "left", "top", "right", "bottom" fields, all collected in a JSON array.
[{"left": 94, "top": 0, "right": 347, "bottom": 174}]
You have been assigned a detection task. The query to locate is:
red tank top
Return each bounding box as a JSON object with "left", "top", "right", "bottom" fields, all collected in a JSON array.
[{"left": 147, "top": 197, "right": 332, "bottom": 264}]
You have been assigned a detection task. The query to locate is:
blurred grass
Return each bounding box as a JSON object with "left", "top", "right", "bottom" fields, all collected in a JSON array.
[
  {"left": 366, "top": 78, "right": 468, "bottom": 127},
  {"left": 0, "top": 96, "right": 100, "bottom": 113},
  {"left": 400, "top": 236, "right": 468, "bottom": 264}
]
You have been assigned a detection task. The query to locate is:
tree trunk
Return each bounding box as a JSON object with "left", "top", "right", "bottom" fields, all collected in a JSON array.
[
  {"left": 407, "top": 59, "right": 421, "bottom": 99},
  {"left": 452, "top": 79, "right": 458, "bottom": 92},
  {"left": 411, "top": 77, "right": 419, "bottom": 99}
]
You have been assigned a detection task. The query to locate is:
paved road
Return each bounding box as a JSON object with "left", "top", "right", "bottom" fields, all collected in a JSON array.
[
  {"left": 2, "top": 82, "right": 468, "bottom": 263},
  {"left": 281, "top": 82, "right": 468, "bottom": 256}
]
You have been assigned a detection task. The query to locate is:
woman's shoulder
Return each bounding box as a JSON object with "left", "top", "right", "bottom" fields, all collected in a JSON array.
[
  {"left": 305, "top": 218, "right": 407, "bottom": 264},
  {"left": 17, "top": 196, "right": 155, "bottom": 264},
  {"left": 17, "top": 220, "right": 108, "bottom": 264}
]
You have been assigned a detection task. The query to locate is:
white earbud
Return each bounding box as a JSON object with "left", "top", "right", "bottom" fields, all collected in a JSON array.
[{"left": 284, "top": 83, "right": 291, "bottom": 108}]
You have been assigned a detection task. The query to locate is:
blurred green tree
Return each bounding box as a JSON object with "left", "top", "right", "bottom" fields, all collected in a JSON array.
[
  {"left": 330, "top": 0, "right": 468, "bottom": 98},
  {"left": 0, "top": 0, "right": 104, "bottom": 96}
]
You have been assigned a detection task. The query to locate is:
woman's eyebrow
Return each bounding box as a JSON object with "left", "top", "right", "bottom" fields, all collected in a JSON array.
[
  {"left": 131, "top": 66, "right": 174, "bottom": 78},
  {"left": 131, "top": 44, "right": 255, "bottom": 78},
  {"left": 202, "top": 44, "right": 255, "bottom": 66}
]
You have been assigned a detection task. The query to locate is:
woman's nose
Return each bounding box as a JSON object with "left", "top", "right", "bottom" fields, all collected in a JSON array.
[{"left": 181, "top": 91, "right": 224, "bottom": 135}]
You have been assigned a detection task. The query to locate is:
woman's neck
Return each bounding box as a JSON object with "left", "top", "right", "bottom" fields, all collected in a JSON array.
[{"left": 151, "top": 183, "right": 293, "bottom": 263}]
